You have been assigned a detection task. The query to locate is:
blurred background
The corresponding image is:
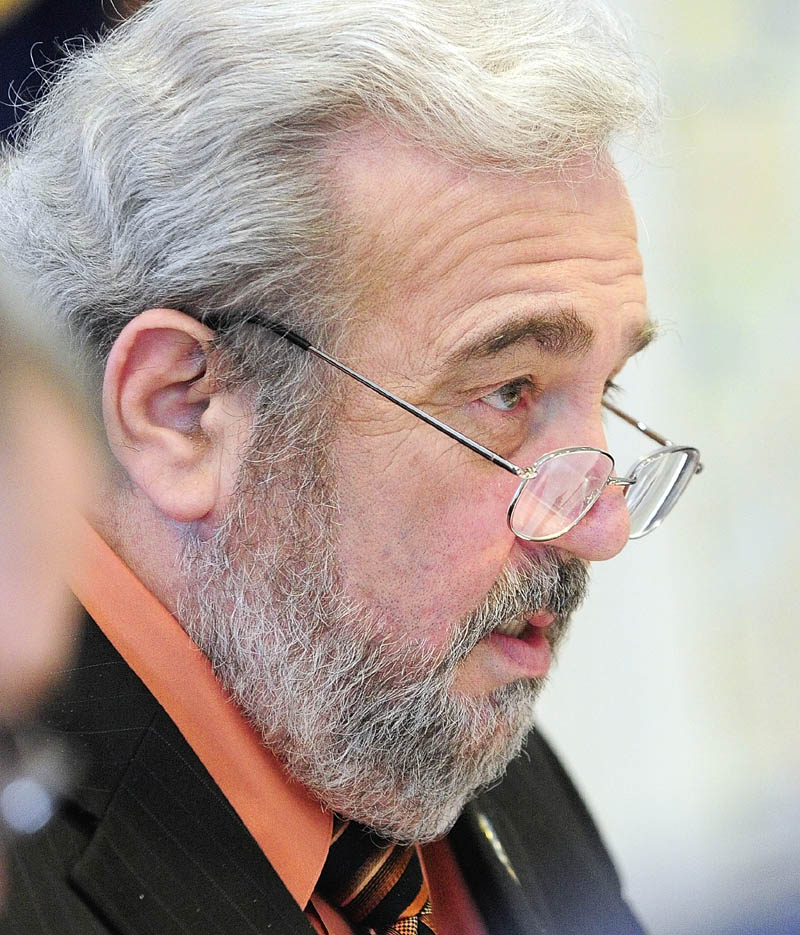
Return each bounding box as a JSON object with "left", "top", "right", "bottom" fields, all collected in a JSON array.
[
  {"left": 538, "top": 2, "right": 800, "bottom": 934},
  {"left": 0, "top": 0, "right": 144, "bottom": 139},
  {"left": 1, "top": 1, "right": 797, "bottom": 933}
]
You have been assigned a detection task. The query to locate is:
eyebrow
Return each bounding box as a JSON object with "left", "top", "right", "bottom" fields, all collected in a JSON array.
[{"left": 443, "top": 306, "right": 658, "bottom": 369}]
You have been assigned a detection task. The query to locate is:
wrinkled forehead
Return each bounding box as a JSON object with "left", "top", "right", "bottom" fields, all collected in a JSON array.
[
  {"left": 321, "top": 124, "right": 647, "bottom": 376},
  {"left": 323, "top": 123, "right": 634, "bottom": 268}
]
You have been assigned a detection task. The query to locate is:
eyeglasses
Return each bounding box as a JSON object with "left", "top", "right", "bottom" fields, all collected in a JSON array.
[{"left": 207, "top": 316, "right": 702, "bottom": 542}]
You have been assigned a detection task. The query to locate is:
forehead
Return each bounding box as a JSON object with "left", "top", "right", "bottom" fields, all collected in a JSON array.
[{"left": 324, "top": 125, "right": 649, "bottom": 374}]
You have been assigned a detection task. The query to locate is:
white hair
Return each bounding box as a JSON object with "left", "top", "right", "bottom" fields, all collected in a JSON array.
[{"left": 0, "top": 0, "right": 658, "bottom": 416}]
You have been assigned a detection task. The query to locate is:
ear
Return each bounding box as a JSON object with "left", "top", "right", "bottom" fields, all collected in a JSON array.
[{"left": 103, "top": 308, "right": 251, "bottom": 524}]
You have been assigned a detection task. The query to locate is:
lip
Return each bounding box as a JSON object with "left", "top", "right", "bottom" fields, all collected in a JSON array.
[
  {"left": 483, "top": 622, "right": 552, "bottom": 679},
  {"left": 455, "top": 612, "right": 556, "bottom": 695},
  {"left": 527, "top": 611, "right": 555, "bottom": 629}
]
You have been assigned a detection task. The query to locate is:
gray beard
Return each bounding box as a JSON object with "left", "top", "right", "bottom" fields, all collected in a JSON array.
[{"left": 177, "top": 473, "right": 588, "bottom": 844}]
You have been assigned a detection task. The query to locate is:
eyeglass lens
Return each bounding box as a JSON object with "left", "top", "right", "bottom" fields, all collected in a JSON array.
[
  {"left": 509, "top": 449, "right": 614, "bottom": 541},
  {"left": 510, "top": 447, "right": 699, "bottom": 542},
  {"left": 625, "top": 448, "right": 699, "bottom": 539}
]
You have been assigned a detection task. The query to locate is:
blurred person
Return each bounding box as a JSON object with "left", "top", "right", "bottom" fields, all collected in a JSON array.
[
  {"left": 0, "top": 1, "right": 701, "bottom": 933},
  {"left": 0, "top": 280, "right": 93, "bottom": 905},
  {"left": 0, "top": 318, "right": 85, "bottom": 719}
]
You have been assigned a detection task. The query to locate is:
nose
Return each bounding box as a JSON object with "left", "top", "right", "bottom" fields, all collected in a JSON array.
[
  {"left": 549, "top": 480, "right": 631, "bottom": 561},
  {"left": 513, "top": 416, "right": 632, "bottom": 562}
]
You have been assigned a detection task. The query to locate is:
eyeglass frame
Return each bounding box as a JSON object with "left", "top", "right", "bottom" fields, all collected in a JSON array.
[{"left": 204, "top": 315, "right": 702, "bottom": 541}]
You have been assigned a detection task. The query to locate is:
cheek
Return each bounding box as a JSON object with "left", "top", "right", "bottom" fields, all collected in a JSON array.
[{"left": 332, "top": 436, "right": 516, "bottom": 645}]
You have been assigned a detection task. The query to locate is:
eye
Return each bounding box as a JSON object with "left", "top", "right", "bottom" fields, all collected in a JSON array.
[{"left": 480, "top": 378, "right": 534, "bottom": 412}]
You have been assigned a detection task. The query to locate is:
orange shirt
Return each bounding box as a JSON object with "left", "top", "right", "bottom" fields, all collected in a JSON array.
[{"left": 69, "top": 518, "right": 486, "bottom": 935}]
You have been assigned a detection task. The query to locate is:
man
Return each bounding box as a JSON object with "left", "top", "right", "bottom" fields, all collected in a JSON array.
[{"left": 0, "top": 0, "right": 701, "bottom": 932}]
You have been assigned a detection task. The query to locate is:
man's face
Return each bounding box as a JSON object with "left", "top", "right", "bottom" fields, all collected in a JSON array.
[
  {"left": 327, "top": 130, "right": 650, "bottom": 696},
  {"left": 180, "top": 132, "right": 650, "bottom": 842}
]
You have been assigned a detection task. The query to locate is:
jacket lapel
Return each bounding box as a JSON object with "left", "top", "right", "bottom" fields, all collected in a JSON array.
[
  {"left": 451, "top": 797, "right": 554, "bottom": 935},
  {"left": 69, "top": 704, "right": 317, "bottom": 935},
  {"left": 44, "top": 618, "right": 316, "bottom": 935},
  {"left": 449, "top": 729, "right": 646, "bottom": 935}
]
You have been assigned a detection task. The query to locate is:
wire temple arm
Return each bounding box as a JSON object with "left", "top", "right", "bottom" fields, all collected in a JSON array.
[
  {"left": 601, "top": 398, "right": 673, "bottom": 447},
  {"left": 304, "top": 341, "right": 524, "bottom": 477},
  {"left": 267, "top": 323, "right": 312, "bottom": 351},
  {"left": 201, "top": 313, "right": 314, "bottom": 352},
  {"left": 202, "top": 313, "right": 525, "bottom": 477}
]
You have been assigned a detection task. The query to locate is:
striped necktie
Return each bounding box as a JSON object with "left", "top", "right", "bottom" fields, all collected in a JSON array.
[{"left": 317, "top": 818, "right": 438, "bottom": 935}]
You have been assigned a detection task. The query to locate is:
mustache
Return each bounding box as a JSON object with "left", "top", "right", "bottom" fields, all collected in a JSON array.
[{"left": 445, "top": 549, "right": 589, "bottom": 667}]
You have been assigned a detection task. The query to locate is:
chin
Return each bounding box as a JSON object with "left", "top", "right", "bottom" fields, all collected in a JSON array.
[{"left": 310, "top": 680, "right": 541, "bottom": 845}]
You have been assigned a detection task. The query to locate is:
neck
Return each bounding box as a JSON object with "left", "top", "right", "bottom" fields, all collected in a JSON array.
[{"left": 89, "top": 483, "right": 186, "bottom": 617}]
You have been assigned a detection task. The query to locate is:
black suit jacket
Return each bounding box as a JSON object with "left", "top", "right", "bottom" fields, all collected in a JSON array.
[{"left": 2, "top": 615, "right": 646, "bottom": 935}]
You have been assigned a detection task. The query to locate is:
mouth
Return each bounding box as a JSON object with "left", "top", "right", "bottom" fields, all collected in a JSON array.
[
  {"left": 468, "top": 610, "right": 556, "bottom": 682},
  {"left": 454, "top": 610, "right": 560, "bottom": 693}
]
